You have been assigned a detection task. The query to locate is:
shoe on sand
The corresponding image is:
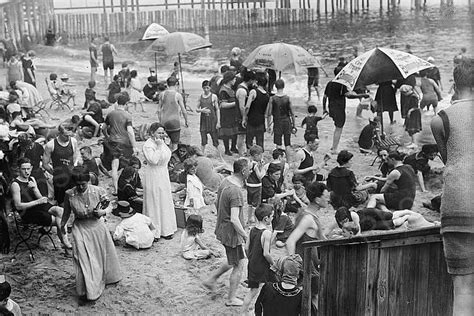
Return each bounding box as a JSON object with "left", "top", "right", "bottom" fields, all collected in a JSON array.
[{"left": 225, "top": 298, "right": 243, "bottom": 306}]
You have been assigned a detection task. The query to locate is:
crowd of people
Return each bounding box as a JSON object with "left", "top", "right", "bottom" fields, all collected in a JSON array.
[{"left": 0, "top": 37, "right": 471, "bottom": 316}]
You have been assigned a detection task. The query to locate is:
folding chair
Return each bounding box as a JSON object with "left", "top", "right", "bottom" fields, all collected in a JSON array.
[
  {"left": 12, "top": 208, "right": 57, "bottom": 261},
  {"left": 45, "top": 78, "right": 72, "bottom": 111},
  {"left": 22, "top": 100, "right": 50, "bottom": 120},
  {"left": 370, "top": 135, "right": 401, "bottom": 166}
]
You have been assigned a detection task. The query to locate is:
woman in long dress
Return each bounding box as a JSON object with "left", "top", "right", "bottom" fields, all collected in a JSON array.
[
  {"left": 143, "top": 122, "right": 177, "bottom": 240},
  {"left": 61, "top": 166, "right": 121, "bottom": 302}
]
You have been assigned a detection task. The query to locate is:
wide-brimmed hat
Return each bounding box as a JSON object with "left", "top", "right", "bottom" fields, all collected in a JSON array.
[
  {"left": 60, "top": 73, "right": 69, "bottom": 80},
  {"left": 116, "top": 201, "right": 135, "bottom": 218},
  {"left": 427, "top": 56, "right": 435, "bottom": 63}
]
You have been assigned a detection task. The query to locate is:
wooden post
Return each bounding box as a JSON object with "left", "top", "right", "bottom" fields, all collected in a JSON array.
[
  {"left": 331, "top": 0, "right": 334, "bottom": 13},
  {"left": 302, "top": 247, "right": 313, "bottom": 316}
]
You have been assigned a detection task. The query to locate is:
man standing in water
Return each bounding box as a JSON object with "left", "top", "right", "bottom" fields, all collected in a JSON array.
[
  {"left": 89, "top": 37, "right": 98, "bottom": 82},
  {"left": 101, "top": 36, "right": 118, "bottom": 84},
  {"left": 323, "top": 65, "right": 368, "bottom": 154},
  {"left": 203, "top": 158, "right": 250, "bottom": 307},
  {"left": 431, "top": 59, "right": 474, "bottom": 315}
]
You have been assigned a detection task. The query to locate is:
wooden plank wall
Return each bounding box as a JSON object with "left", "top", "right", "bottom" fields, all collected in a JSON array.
[{"left": 316, "top": 240, "right": 453, "bottom": 316}]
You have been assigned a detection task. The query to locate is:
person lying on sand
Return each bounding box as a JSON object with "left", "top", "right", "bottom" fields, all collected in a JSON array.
[{"left": 329, "top": 207, "right": 439, "bottom": 237}]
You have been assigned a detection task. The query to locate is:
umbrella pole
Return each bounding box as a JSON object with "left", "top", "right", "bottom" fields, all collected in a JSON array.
[
  {"left": 279, "top": 71, "right": 281, "bottom": 79},
  {"left": 380, "top": 98, "right": 384, "bottom": 137},
  {"left": 154, "top": 53, "right": 157, "bottom": 77},
  {"left": 178, "top": 53, "right": 189, "bottom": 110}
]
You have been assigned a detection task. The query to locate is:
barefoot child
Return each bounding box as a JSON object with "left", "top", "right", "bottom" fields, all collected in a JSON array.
[
  {"left": 196, "top": 80, "right": 220, "bottom": 153},
  {"left": 301, "top": 105, "right": 326, "bottom": 139},
  {"left": 0, "top": 275, "right": 21, "bottom": 316},
  {"left": 180, "top": 214, "right": 212, "bottom": 260},
  {"left": 241, "top": 204, "right": 275, "bottom": 315},
  {"left": 246, "top": 145, "right": 265, "bottom": 225},
  {"left": 128, "top": 70, "right": 145, "bottom": 112}
]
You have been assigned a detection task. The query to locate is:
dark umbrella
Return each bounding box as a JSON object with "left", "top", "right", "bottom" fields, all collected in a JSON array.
[{"left": 333, "top": 47, "right": 433, "bottom": 133}]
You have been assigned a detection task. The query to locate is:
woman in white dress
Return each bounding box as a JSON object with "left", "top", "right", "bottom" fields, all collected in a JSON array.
[
  {"left": 128, "top": 70, "right": 145, "bottom": 112},
  {"left": 143, "top": 122, "right": 177, "bottom": 240}
]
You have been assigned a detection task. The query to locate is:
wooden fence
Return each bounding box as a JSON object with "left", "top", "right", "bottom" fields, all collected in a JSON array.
[{"left": 301, "top": 227, "right": 453, "bottom": 316}]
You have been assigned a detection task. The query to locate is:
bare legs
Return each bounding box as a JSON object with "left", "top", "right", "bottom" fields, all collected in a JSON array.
[
  {"left": 203, "top": 259, "right": 245, "bottom": 306},
  {"left": 49, "top": 206, "right": 71, "bottom": 248},
  {"left": 453, "top": 274, "right": 474, "bottom": 316},
  {"left": 331, "top": 127, "right": 343, "bottom": 153},
  {"left": 367, "top": 194, "right": 390, "bottom": 212}
]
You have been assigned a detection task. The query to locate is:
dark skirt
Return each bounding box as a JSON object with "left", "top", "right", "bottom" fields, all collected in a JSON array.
[{"left": 404, "top": 108, "right": 422, "bottom": 136}]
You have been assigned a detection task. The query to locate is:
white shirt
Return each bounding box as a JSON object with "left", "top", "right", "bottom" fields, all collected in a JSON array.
[{"left": 113, "top": 213, "right": 155, "bottom": 249}]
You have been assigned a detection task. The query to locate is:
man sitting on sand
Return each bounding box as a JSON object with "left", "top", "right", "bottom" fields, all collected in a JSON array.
[
  {"left": 187, "top": 146, "right": 228, "bottom": 192},
  {"left": 403, "top": 144, "right": 439, "bottom": 193}
]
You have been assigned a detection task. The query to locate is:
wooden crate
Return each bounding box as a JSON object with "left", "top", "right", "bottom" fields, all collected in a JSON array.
[{"left": 302, "top": 227, "right": 453, "bottom": 316}]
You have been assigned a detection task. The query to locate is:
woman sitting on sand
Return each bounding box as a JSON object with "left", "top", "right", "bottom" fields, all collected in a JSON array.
[
  {"left": 331, "top": 206, "right": 439, "bottom": 237},
  {"left": 326, "top": 150, "right": 377, "bottom": 209}
]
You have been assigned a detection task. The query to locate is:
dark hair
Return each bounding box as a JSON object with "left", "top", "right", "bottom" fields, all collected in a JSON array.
[
  {"left": 130, "top": 70, "right": 138, "bottom": 78},
  {"left": 335, "top": 206, "right": 352, "bottom": 227},
  {"left": 17, "top": 157, "right": 31, "bottom": 167},
  {"left": 249, "top": 145, "right": 263, "bottom": 157},
  {"left": 186, "top": 214, "right": 204, "bottom": 236},
  {"left": 80, "top": 146, "right": 92, "bottom": 155},
  {"left": 129, "top": 156, "right": 141, "bottom": 169},
  {"left": 49, "top": 73, "right": 57, "bottom": 80},
  {"left": 167, "top": 76, "right": 178, "bottom": 86},
  {"left": 88, "top": 80, "right": 96, "bottom": 88},
  {"left": 120, "top": 166, "right": 136, "bottom": 181},
  {"left": 256, "top": 76, "right": 268, "bottom": 88},
  {"left": 202, "top": 80, "right": 210, "bottom": 88},
  {"left": 421, "top": 144, "right": 439, "bottom": 155},
  {"left": 267, "top": 163, "right": 282, "bottom": 175},
  {"left": 113, "top": 74, "right": 120, "bottom": 82},
  {"left": 104, "top": 36, "right": 110, "bottom": 41},
  {"left": 187, "top": 145, "right": 203, "bottom": 157},
  {"left": 388, "top": 150, "right": 404, "bottom": 161},
  {"left": 233, "top": 158, "right": 249, "bottom": 174},
  {"left": 308, "top": 105, "right": 317, "bottom": 114},
  {"left": 306, "top": 182, "right": 327, "bottom": 202},
  {"left": 71, "top": 115, "right": 81, "bottom": 124},
  {"left": 174, "top": 61, "right": 179, "bottom": 67},
  {"left": 149, "top": 122, "right": 165, "bottom": 135},
  {"left": 255, "top": 203, "right": 273, "bottom": 221},
  {"left": 275, "top": 78, "right": 285, "bottom": 90},
  {"left": 71, "top": 165, "right": 91, "bottom": 183},
  {"left": 337, "top": 150, "right": 353, "bottom": 165},
  {"left": 292, "top": 173, "right": 306, "bottom": 184},
  {"left": 453, "top": 59, "right": 474, "bottom": 88},
  {"left": 117, "top": 91, "right": 130, "bottom": 105},
  {"left": 147, "top": 76, "right": 157, "bottom": 83},
  {"left": 334, "top": 66, "right": 344, "bottom": 76},
  {"left": 343, "top": 222, "right": 359, "bottom": 235},
  {"left": 242, "top": 69, "right": 256, "bottom": 82},
  {"left": 222, "top": 71, "right": 236, "bottom": 84},
  {"left": 0, "top": 280, "right": 11, "bottom": 301},
  {"left": 220, "top": 65, "right": 230, "bottom": 74},
  {"left": 304, "top": 133, "right": 318, "bottom": 143},
  {"left": 419, "top": 69, "right": 429, "bottom": 77},
  {"left": 272, "top": 148, "right": 286, "bottom": 160},
  {"left": 183, "top": 157, "right": 198, "bottom": 174}
]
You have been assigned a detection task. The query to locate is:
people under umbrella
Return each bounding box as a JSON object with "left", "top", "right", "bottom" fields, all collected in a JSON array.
[{"left": 0, "top": 43, "right": 451, "bottom": 313}]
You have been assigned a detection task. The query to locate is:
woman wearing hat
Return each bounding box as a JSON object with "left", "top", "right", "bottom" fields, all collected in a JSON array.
[{"left": 61, "top": 165, "right": 121, "bottom": 302}]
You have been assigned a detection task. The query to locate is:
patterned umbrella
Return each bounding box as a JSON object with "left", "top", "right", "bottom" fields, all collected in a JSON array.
[
  {"left": 243, "top": 42, "right": 322, "bottom": 75},
  {"left": 333, "top": 47, "right": 433, "bottom": 90}
]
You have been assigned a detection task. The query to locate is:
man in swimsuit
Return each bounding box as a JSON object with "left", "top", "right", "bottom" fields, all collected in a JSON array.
[{"left": 431, "top": 59, "right": 474, "bottom": 315}]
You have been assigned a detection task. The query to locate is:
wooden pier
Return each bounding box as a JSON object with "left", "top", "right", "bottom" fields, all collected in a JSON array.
[{"left": 0, "top": 0, "right": 471, "bottom": 49}]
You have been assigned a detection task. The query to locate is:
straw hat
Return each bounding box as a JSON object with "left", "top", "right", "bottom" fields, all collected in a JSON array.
[
  {"left": 60, "top": 73, "right": 69, "bottom": 80},
  {"left": 427, "top": 56, "right": 435, "bottom": 63},
  {"left": 231, "top": 47, "right": 241, "bottom": 56},
  {"left": 116, "top": 201, "right": 136, "bottom": 218}
]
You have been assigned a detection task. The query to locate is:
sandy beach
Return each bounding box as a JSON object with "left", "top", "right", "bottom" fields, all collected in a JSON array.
[{"left": 0, "top": 44, "right": 445, "bottom": 315}]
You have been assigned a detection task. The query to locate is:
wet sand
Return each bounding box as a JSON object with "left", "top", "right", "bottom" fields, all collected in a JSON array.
[{"left": 0, "top": 45, "right": 443, "bottom": 314}]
